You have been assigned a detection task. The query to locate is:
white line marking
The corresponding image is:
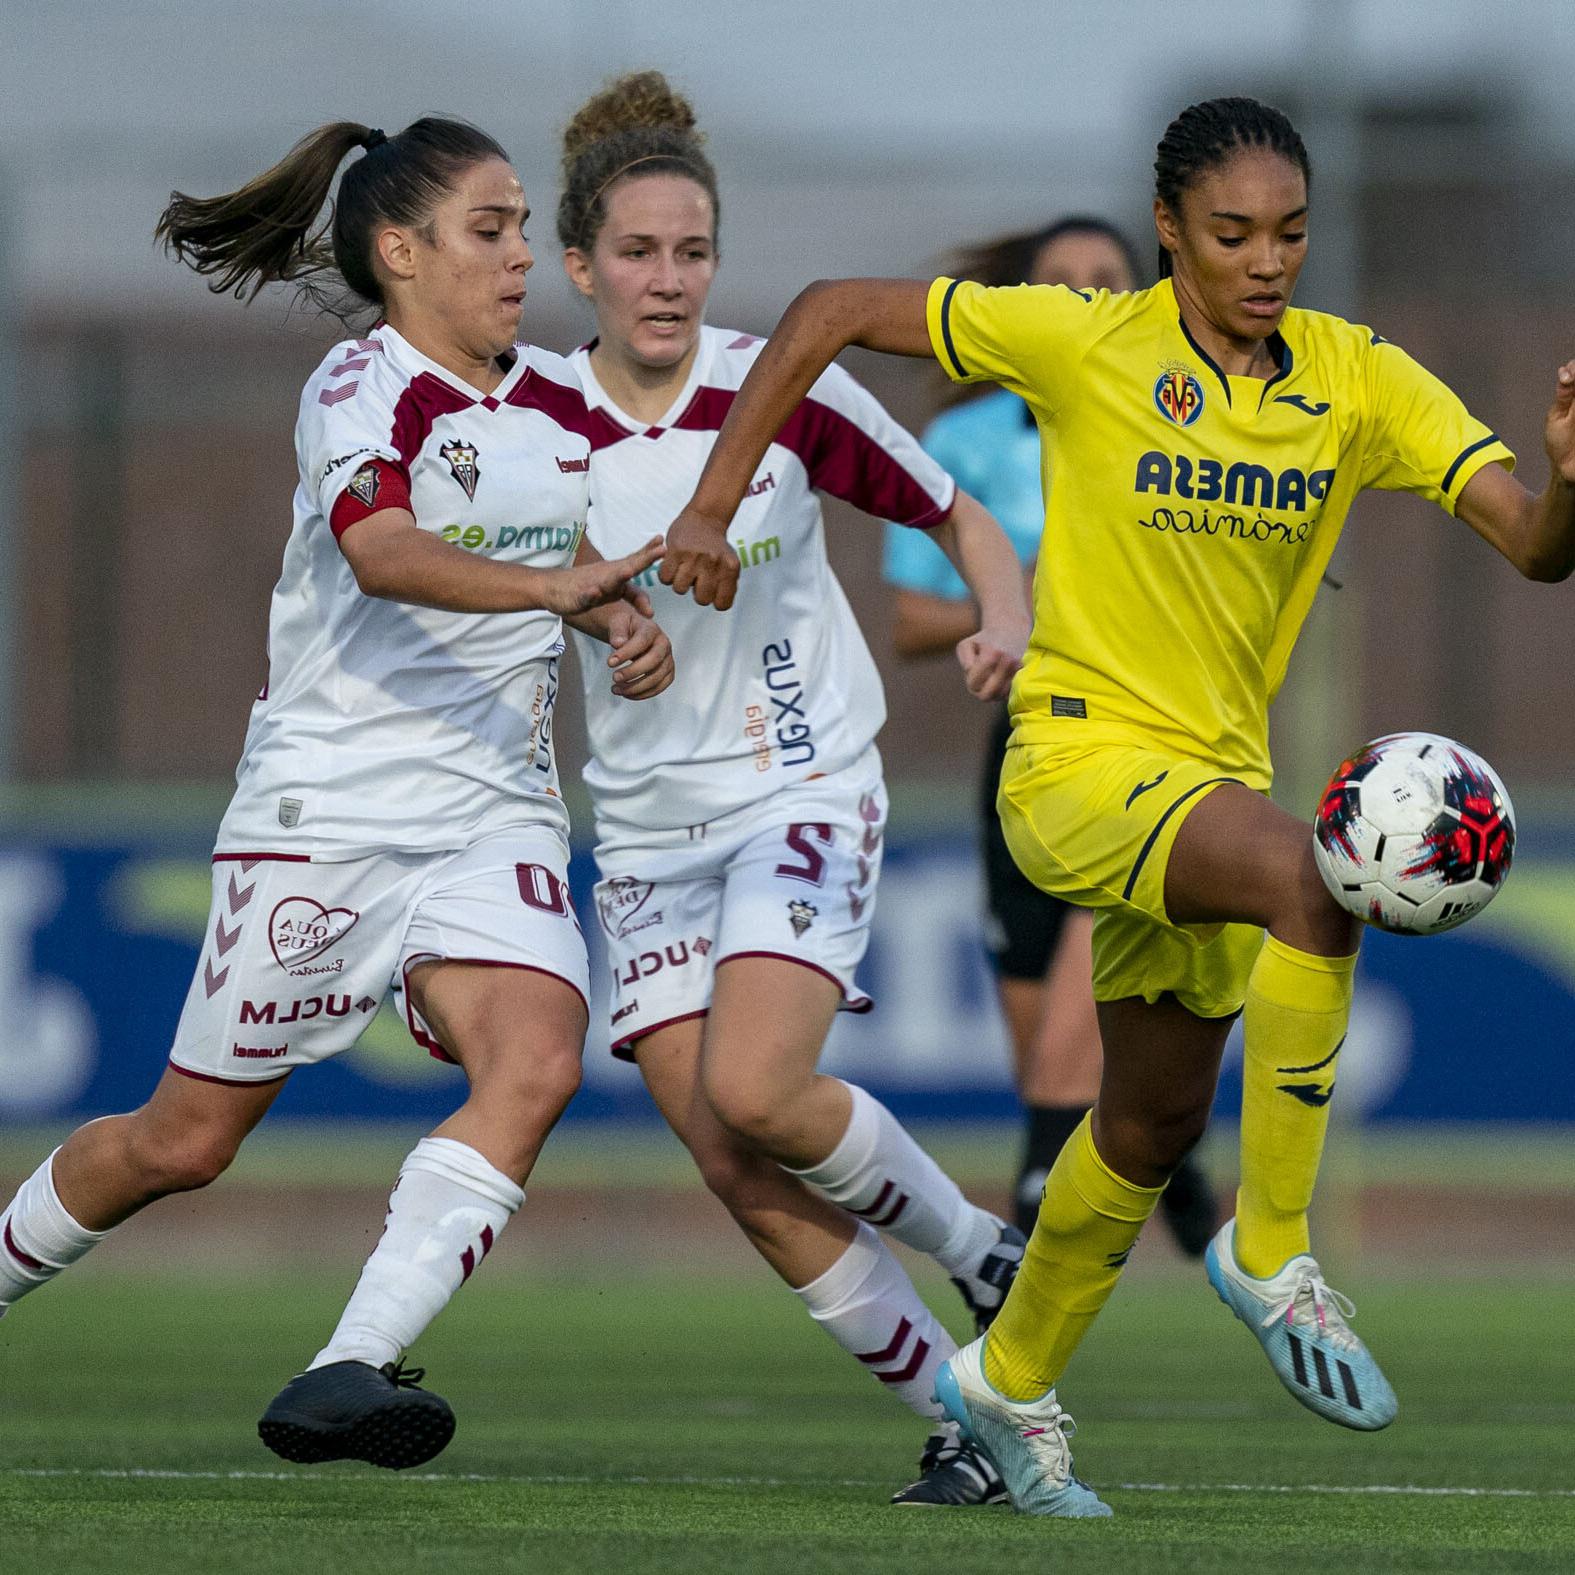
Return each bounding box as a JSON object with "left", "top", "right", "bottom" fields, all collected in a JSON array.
[{"left": 7, "top": 1467, "right": 1574, "bottom": 1499}]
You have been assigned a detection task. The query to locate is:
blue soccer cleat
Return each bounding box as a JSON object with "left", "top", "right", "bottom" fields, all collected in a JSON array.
[
  {"left": 1205, "top": 1218, "right": 1397, "bottom": 1431},
  {"left": 932, "top": 1337, "right": 1113, "bottom": 1518}
]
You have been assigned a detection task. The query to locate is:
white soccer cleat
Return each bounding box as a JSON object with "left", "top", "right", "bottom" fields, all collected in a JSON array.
[
  {"left": 932, "top": 1336, "right": 1112, "bottom": 1518},
  {"left": 1205, "top": 1218, "right": 1397, "bottom": 1430},
  {"left": 949, "top": 1215, "right": 1026, "bottom": 1334}
]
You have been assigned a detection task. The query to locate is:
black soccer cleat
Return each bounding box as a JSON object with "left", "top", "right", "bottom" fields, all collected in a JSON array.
[
  {"left": 1158, "top": 1153, "right": 1221, "bottom": 1259},
  {"left": 258, "top": 1359, "right": 456, "bottom": 1470},
  {"left": 891, "top": 1428, "right": 1008, "bottom": 1507},
  {"left": 950, "top": 1218, "right": 1027, "bottom": 1335}
]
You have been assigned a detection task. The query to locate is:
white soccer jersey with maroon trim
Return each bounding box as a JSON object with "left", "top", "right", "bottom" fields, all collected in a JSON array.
[
  {"left": 217, "top": 323, "right": 598, "bottom": 859},
  {"left": 569, "top": 326, "right": 956, "bottom": 839}
]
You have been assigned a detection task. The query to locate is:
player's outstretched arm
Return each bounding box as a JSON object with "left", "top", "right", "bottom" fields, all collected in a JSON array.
[
  {"left": 1457, "top": 361, "right": 1575, "bottom": 583},
  {"left": 339, "top": 509, "right": 664, "bottom": 614},
  {"left": 923, "top": 489, "right": 1031, "bottom": 701},
  {"left": 664, "top": 278, "right": 933, "bottom": 609}
]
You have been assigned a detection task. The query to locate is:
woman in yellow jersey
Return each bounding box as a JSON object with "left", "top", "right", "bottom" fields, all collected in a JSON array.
[
  {"left": 656, "top": 96, "right": 1575, "bottom": 1517},
  {"left": 885, "top": 215, "right": 1218, "bottom": 1255}
]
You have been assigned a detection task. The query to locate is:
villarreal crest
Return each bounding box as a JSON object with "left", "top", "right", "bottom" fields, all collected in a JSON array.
[
  {"left": 439, "top": 438, "right": 481, "bottom": 501},
  {"left": 1154, "top": 369, "right": 1205, "bottom": 428}
]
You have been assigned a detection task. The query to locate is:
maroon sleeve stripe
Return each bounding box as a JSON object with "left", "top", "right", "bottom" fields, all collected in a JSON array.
[{"left": 671, "top": 386, "right": 948, "bottom": 526}]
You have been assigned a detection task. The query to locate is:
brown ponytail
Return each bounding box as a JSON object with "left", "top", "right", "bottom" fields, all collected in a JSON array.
[{"left": 156, "top": 116, "right": 509, "bottom": 311}]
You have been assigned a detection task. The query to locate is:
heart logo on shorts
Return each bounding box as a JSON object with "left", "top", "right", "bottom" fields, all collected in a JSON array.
[
  {"left": 269, "top": 897, "right": 360, "bottom": 972},
  {"left": 596, "top": 877, "right": 659, "bottom": 940}
]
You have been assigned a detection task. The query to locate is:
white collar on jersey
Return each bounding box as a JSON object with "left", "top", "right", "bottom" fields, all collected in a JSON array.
[{"left": 572, "top": 324, "right": 720, "bottom": 436}]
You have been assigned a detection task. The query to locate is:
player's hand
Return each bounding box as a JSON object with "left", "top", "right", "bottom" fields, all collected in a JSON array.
[
  {"left": 660, "top": 506, "right": 740, "bottom": 610},
  {"left": 537, "top": 537, "right": 664, "bottom": 616},
  {"left": 955, "top": 621, "right": 1028, "bottom": 701},
  {"left": 604, "top": 604, "right": 675, "bottom": 700},
  {"left": 1545, "top": 360, "right": 1575, "bottom": 484}
]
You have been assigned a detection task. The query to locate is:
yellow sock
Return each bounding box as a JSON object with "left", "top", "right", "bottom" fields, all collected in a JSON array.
[
  {"left": 982, "top": 1114, "right": 1162, "bottom": 1401},
  {"left": 1235, "top": 935, "right": 1358, "bottom": 1278}
]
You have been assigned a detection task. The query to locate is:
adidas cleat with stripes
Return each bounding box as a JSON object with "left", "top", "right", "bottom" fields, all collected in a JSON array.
[
  {"left": 890, "top": 1425, "right": 1008, "bottom": 1507},
  {"left": 258, "top": 1359, "right": 456, "bottom": 1469},
  {"left": 932, "top": 1338, "right": 1112, "bottom": 1518},
  {"left": 1205, "top": 1218, "right": 1396, "bottom": 1431},
  {"left": 950, "top": 1216, "right": 1027, "bottom": 1334}
]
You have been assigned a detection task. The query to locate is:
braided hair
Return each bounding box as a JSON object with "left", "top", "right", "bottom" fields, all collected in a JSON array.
[
  {"left": 1152, "top": 97, "right": 1311, "bottom": 278},
  {"left": 156, "top": 117, "right": 509, "bottom": 314},
  {"left": 557, "top": 71, "right": 720, "bottom": 254}
]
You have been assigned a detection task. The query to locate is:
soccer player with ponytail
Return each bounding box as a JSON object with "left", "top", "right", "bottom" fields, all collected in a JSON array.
[
  {"left": 661, "top": 95, "right": 1575, "bottom": 1515},
  {"left": 0, "top": 118, "right": 672, "bottom": 1469},
  {"left": 557, "top": 73, "right": 1033, "bottom": 1506}
]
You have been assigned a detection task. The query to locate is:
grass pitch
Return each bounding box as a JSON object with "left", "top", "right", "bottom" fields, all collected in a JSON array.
[{"left": 3, "top": 1253, "right": 1572, "bottom": 1574}]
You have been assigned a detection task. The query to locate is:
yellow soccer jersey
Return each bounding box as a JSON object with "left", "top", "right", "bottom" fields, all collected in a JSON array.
[{"left": 927, "top": 274, "right": 1515, "bottom": 788}]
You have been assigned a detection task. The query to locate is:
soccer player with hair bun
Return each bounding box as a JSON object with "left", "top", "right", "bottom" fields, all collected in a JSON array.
[
  {"left": 0, "top": 116, "right": 673, "bottom": 1469},
  {"left": 661, "top": 94, "right": 1575, "bottom": 1516},
  {"left": 558, "top": 71, "right": 1034, "bottom": 1507},
  {"left": 885, "top": 215, "right": 1219, "bottom": 1256}
]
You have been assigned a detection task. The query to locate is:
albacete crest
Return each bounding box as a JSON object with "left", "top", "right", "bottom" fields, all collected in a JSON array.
[
  {"left": 440, "top": 438, "right": 480, "bottom": 501},
  {"left": 1153, "top": 368, "right": 1204, "bottom": 428},
  {"left": 347, "top": 463, "right": 381, "bottom": 509},
  {"left": 788, "top": 899, "right": 818, "bottom": 938}
]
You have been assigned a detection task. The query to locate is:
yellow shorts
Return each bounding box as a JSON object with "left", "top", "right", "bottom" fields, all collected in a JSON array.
[{"left": 997, "top": 735, "right": 1265, "bottom": 1019}]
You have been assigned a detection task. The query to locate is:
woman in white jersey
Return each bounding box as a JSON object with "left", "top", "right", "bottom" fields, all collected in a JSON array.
[
  {"left": 0, "top": 117, "right": 671, "bottom": 1470},
  {"left": 558, "top": 75, "right": 1031, "bottom": 1506}
]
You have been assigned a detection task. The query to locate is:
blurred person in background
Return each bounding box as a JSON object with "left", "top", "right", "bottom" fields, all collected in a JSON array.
[
  {"left": 558, "top": 72, "right": 1031, "bottom": 1507},
  {"left": 656, "top": 92, "right": 1568, "bottom": 1516},
  {"left": 0, "top": 116, "right": 672, "bottom": 1471},
  {"left": 884, "top": 217, "right": 1218, "bottom": 1254}
]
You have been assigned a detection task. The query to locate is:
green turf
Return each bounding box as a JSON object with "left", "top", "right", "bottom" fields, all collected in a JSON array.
[
  {"left": 5, "top": 1120, "right": 1574, "bottom": 1192},
  {"left": 2, "top": 1260, "right": 1572, "bottom": 1573}
]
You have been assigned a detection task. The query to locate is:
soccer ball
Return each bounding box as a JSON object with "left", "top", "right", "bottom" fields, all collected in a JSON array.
[{"left": 1311, "top": 732, "right": 1515, "bottom": 935}]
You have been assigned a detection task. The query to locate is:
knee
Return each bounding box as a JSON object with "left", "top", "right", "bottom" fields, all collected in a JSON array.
[
  {"left": 123, "top": 1118, "right": 237, "bottom": 1196},
  {"left": 1097, "top": 1099, "right": 1210, "bottom": 1181},
  {"left": 690, "top": 1137, "right": 776, "bottom": 1214},
  {"left": 1279, "top": 842, "right": 1360, "bottom": 953},
  {"left": 703, "top": 1071, "right": 793, "bottom": 1154},
  {"left": 470, "top": 1038, "right": 583, "bottom": 1124}
]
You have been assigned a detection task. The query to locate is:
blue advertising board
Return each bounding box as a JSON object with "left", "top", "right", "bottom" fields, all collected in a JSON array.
[{"left": 1, "top": 830, "right": 1572, "bottom": 1126}]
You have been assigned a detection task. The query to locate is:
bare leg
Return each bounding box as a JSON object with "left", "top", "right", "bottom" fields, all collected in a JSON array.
[
  {"left": 53, "top": 1066, "right": 288, "bottom": 1230},
  {"left": 634, "top": 1017, "right": 854, "bottom": 1287}
]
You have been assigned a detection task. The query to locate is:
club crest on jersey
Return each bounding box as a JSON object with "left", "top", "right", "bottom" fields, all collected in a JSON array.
[
  {"left": 787, "top": 899, "right": 817, "bottom": 938},
  {"left": 1154, "top": 369, "right": 1205, "bottom": 428},
  {"left": 346, "top": 463, "right": 381, "bottom": 509},
  {"left": 440, "top": 439, "right": 480, "bottom": 501}
]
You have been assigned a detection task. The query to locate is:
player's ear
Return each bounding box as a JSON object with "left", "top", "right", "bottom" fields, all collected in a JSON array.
[
  {"left": 1153, "top": 197, "right": 1181, "bottom": 258},
  {"left": 376, "top": 223, "right": 419, "bottom": 284},
  {"left": 562, "top": 247, "right": 595, "bottom": 301}
]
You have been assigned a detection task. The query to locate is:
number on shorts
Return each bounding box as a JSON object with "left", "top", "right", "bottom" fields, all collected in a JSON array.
[
  {"left": 776, "top": 823, "right": 832, "bottom": 886},
  {"left": 516, "top": 863, "right": 570, "bottom": 916}
]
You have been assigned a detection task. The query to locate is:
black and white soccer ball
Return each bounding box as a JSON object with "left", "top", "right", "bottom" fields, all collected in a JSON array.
[{"left": 1312, "top": 732, "right": 1516, "bottom": 935}]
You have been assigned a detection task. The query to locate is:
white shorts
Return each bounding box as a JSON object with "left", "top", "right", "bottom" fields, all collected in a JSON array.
[
  {"left": 168, "top": 825, "right": 589, "bottom": 1085},
  {"left": 593, "top": 750, "right": 886, "bottom": 1058}
]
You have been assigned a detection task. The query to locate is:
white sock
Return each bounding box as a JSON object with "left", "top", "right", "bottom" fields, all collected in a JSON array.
[
  {"left": 0, "top": 1149, "right": 110, "bottom": 1312},
  {"left": 792, "top": 1222, "right": 954, "bottom": 1419},
  {"left": 309, "top": 1137, "right": 523, "bottom": 1372},
  {"left": 787, "top": 1082, "right": 998, "bottom": 1274}
]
